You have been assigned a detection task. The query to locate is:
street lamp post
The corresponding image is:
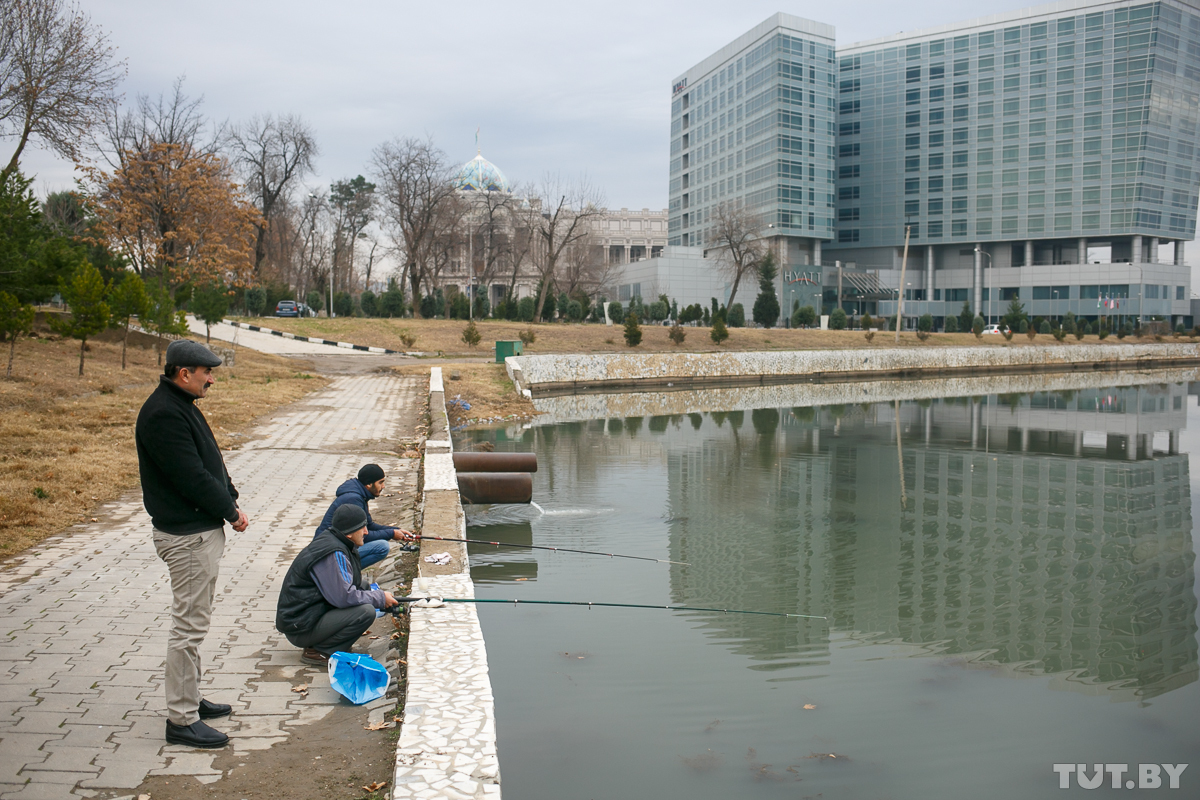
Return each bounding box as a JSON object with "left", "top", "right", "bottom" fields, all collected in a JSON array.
[
  {"left": 975, "top": 246, "right": 992, "bottom": 325},
  {"left": 895, "top": 223, "right": 911, "bottom": 342}
]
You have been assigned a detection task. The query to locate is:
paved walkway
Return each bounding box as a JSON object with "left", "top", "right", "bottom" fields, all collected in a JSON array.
[
  {"left": 186, "top": 317, "right": 370, "bottom": 356},
  {"left": 0, "top": 372, "right": 424, "bottom": 799}
]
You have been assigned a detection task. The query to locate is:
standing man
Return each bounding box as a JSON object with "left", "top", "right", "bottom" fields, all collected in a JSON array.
[
  {"left": 136, "top": 340, "right": 249, "bottom": 749},
  {"left": 314, "top": 464, "right": 415, "bottom": 568}
]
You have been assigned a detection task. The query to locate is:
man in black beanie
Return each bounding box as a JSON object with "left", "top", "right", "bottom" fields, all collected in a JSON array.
[
  {"left": 277, "top": 505, "right": 399, "bottom": 666},
  {"left": 313, "top": 463, "right": 416, "bottom": 569}
]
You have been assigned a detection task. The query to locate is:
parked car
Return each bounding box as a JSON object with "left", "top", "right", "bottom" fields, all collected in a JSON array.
[
  {"left": 298, "top": 303, "right": 315, "bottom": 317},
  {"left": 275, "top": 300, "right": 300, "bottom": 317},
  {"left": 982, "top": 324, "right": 1009, "bottom": 335}
]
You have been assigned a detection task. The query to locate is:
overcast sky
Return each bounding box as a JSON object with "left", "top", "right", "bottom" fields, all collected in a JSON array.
[
  {"left": 22, "top": 0, "right": 1046, "bottom": 205},
  {"left": 17, "top": 0, "right": 1199, "bottom": 282}
]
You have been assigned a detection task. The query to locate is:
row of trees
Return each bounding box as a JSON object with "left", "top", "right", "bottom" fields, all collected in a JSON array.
[{"left": 1, "top": 259, "right": 191, "bottom": 377}]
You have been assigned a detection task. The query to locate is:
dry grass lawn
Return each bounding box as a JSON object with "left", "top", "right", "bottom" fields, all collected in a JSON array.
[
  {"left": 233, "top": 315, "right": 1195, "bottom": 357},
  {"left": 0, "top": 329, "right": 328, "bottom": 560},
  {"left": 390, "top": 361, "right": 537, "bottom": 429}
]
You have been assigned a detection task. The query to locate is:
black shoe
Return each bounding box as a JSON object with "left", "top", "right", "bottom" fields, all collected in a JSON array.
[
  {"left": 198, "top": 698, "right": 232, "bottom": 719},
  {"left": 301, "top": 648, "right": 330, "bottom": 666},
  {"left": 165, "top": 719, "right": 229, "bottom": 749}
]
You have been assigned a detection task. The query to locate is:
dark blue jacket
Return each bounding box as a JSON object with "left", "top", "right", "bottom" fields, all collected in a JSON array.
[{"left": 314, "top": 479, "right": 394, "bottom": 544}]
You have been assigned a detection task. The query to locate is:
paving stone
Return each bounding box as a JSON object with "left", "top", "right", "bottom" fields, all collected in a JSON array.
[{"left": 0, "top": 373, "right": 429, "bottom": 796}]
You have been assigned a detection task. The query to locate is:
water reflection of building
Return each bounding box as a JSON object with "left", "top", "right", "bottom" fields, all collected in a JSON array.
[{"left": 665, "top": 384, "right": 1198, "bottom": 700}]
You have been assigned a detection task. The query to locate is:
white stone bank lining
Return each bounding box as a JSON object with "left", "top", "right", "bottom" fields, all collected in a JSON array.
[
  {"left": 392, "top": 368, "right": 501, "bottom": 800},
  {"left": 505, "top": 343, "right": 1200, "bottom": 396},
  {"left": 526, "top": 365, "right": 1200, "bottom": 424}
]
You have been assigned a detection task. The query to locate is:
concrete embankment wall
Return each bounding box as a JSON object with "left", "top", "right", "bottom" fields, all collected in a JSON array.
[
  {"left": 392, "top": 367, "right": 501, "bottom": 799},
  {"left": 505, "top": 343, "right": 1200, "bottom": 397},
  {"left": 526, "top": 366, "right": 1200, "bottom": 425}
]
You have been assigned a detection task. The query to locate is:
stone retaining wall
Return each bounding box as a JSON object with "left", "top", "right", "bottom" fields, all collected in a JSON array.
[
  {"left": 505, "top": 343, "right": 1200, "bottom": 397},
  {"left": 392, "top": 367, "right": 500, "bottom": 799},
  {"left": 527, "top": 366, "right": 1200, "bottom": 424}
]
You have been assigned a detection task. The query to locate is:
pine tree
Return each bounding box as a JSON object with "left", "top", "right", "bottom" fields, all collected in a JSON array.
[
  {"left": 108, "top": 274, "right": 150, "bottom": 369},
  {"left": 192, "top": 283, "right": 229, "bottom": 343},
  {"left": 1, "top": 290, "right": 35, "bottom": 378},
  {"left": 710, "top": 315, "right": 729, "bottom": 345},
  {"left": 751, "top": 253, "right": 780, "bottom": 328},
  {"left": 623, "top": 312, "right": 642, "bottom": 347},
  {"left": 51, "top": 260, "right": 110, "bottom": 376},
  {"left": 145, "top": 282, "right": 189, "bottom": 365}
]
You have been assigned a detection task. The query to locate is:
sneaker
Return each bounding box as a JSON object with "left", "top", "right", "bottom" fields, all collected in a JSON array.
[
  {"left": 301, "top": 648, "right": 329, "bottom": 666},
  {"left": 165, "top": 719, "right": 228, "bottom": 749},
  {"left": 198, "top": 698, "right": 232, "bottom": 719}
]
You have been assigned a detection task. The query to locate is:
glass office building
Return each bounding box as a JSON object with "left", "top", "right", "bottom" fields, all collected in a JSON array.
[
  {"left": 834, "top": 0, "right": 1198, "bottom": 326},
  {"left": 668, "top": 14, "right": 837, "bottom": 268},
  {"left": 669, "top": 1, "right": 1200, "bottom": 327}
]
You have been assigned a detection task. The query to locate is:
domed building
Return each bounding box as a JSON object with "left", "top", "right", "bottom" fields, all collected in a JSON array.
[
  {"left": 434, "top": 145, "right": 667, "bottom": 316},
  {"left": 454, "top": 152, "right": 511, "bottom": 194}
]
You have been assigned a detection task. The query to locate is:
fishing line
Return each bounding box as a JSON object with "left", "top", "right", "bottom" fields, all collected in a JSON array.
[
  {"left": 419, "top": 535, "right": 689, "bottom": 565},
  {"left": 386, "top": 596, "right": 825, "bottom": 620}
]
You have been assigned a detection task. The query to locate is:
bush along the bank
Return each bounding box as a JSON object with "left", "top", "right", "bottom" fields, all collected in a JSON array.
[
  {"left": 711, "top": 316, "right": 729, "bottom": 344},
  {"left": 830, "top": 307, "right": 847, "bottom": 330},
  {"left": 727, "top": 303, "right": 745, "bottom": 328},
  {"left": 623, "top": 312, "right": 643, "bottom": 347},
  {"left": 944, "top": 315, "right": 958, "bottom": 333},
  {"left": 461, "top": 319, "right": 481, "bottom": 347}
]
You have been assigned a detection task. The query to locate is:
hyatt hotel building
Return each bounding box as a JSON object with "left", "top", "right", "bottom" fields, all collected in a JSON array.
[{"left": 668, "top": 1, "right": 1200, "bottom": 327}]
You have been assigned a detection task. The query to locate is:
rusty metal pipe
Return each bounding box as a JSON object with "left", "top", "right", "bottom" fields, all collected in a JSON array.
[
  {"left": 453, "top": 452, "right": 538, "bottom": 473},
  {"left": 457, "top": 472, "right": 533, "bottom": 504}
]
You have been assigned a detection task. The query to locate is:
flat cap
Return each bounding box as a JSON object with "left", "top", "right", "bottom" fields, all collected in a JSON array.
[
  {"left": 330, "top": 504, "right": 369, "bottom": 536},
  {"left": 165, "top": 339, "right": 223, "bottom": 368}
]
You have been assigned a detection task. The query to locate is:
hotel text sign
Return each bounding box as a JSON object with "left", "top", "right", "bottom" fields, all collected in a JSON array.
[{"left": 785, "top": 270, "right": 821, "bottom": 286}]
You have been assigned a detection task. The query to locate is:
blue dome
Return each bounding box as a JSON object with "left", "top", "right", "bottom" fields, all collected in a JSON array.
[{"left": 455, "top": 153, "right": 510, "bottom": 193}]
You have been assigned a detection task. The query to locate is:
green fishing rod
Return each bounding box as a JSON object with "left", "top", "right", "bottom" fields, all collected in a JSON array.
[
  {"left": 389, "top": 596, "right": 825, "bottom": 620},
  {"left": 419, "top": 534, "right": 689, "bottom": 566}
]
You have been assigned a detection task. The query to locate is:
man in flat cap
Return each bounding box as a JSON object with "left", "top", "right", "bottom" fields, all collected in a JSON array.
[
  {"left": 277, "top": 504, "right": 399, "bottom": 666},
  {"left": 136, "top": 339, "right": 249, "bottom": 749},
  {"left": 314, "top": 463, "right": 416, "bottom": 570}
]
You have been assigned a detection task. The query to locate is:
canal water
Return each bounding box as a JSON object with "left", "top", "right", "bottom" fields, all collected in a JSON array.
[{"left": 461, "top": 375, "right": 1200, "bottom": 799}]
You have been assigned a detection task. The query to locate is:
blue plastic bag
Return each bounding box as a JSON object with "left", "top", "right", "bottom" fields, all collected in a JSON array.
[{"left": 328, "top": 651, "right": 390, "bottom": 704}]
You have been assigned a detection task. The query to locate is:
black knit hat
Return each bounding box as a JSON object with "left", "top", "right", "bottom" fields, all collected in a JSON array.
[
  {"left": 358, "top": 464, "right": 385, "bottom": 484},
  {"left": 330, "top": 504, "right": 368, "bottom": 536}
]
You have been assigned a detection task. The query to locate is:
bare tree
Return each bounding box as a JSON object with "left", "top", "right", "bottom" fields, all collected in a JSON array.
[
  {"left": 371, "top": 137, "right": 459, "bottom": 316},
  {"left": 528, "top": 175, "right": 605, "bottom": 320},
  {"left": 557, "top": 229, "right": 614, "bottom": 300},
  {"left": 224, "top": 113, "right": 319, "bottom": 275},
  {"left": 0, "top": 0, "right": 124, "bottom": 180},
  {"left": 99, "top": 77, "right": 211, "bottom": 170},
  {"left": 328, "top": 175, "right": 375, "bottom": 293},
  {"left": 707, "top": 201, "right": 766, "bottom": 309},
  {"left": 291, "top": 189, "right": 329, "bottom": 300},
  {"left": 503, "top": 194, "right": 537, "bottom": 305}
]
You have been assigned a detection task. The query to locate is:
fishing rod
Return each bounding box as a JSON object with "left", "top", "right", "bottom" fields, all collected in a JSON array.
[
  {"left": 385, "top": 596, "right": 825, "bottom": 620},
  {"left": 418, "top": 535, "right": 689, "bottom": 566}
]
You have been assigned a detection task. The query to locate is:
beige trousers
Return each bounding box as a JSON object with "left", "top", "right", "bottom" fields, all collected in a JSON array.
[{"left": 153, "top": 526, "right": 225, "bottom": 726}]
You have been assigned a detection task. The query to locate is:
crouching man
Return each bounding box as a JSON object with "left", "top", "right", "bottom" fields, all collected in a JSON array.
[{"left": 275, "top": 505, "right": 398, "bottom": 666}]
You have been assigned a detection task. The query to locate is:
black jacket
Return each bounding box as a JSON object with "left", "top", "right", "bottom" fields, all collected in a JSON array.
[
  {"left": 275, "top": 529, "right": 364, "bottom": 635},
  {"left": 135, "top": 376, "right": 239, "bottom": 535}
]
